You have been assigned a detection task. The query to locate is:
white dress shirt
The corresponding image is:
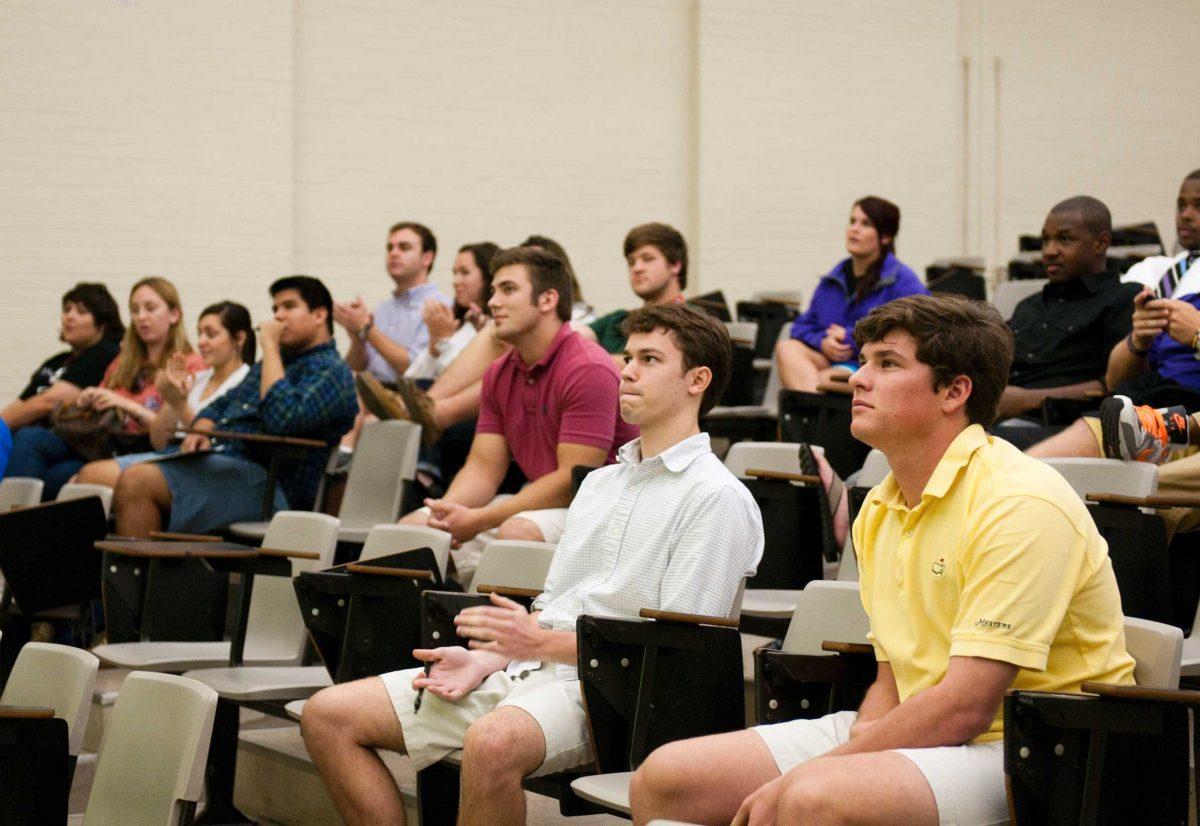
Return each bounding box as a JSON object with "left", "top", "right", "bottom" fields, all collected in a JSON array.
[{"left": 507, "top": 431, "right": 764, "bottom": 680}]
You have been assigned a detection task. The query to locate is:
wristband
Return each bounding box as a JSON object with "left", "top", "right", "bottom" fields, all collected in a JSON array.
[
  {"left": 1192, "top": 330, "right": 1200, "bottom": 360},
  {"left": 356, "top": 321, "right": 373, "bottom": 343},
  {"left": 1126, "top": 333, "right": 1150, "bottom": 357}
]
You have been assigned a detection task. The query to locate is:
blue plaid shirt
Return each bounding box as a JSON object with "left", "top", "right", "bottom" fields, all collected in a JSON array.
[{"left": 198, "top": 340, "right": 357, "bottom": 510}]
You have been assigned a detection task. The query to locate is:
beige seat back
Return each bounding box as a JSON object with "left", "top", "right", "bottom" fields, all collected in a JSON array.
[
  {"left": 723, "top": 442, "right": 823, "bottom": 479},
  {"left": 85, "top": 671, "right": 218, "bottom": 825},
  {"left": 781, "top": 581, "right": 870, "bottom": 655},
  {"left": 1123, "top": 616, "right": 1182, "bottom": 688},
  {"left": 358, "top": 523, "right": 452, "bottom": 580},
  {"left": 242, "top": 511, "right": 339, "bottom": 663},
  {"left": 0, "top": 642, "right": 98, "bottom": 756},
  {"left": 57, "top": 482, "right": 114, "bottom": 517},
  {"left": 468, "top": 540, "right": 556, "bottom": 594},
  {"left": 338, "top": 420, "right": 421, "bottom": 530},
  {"left": 0, "top": 477, "right": 43, "bottom": 510},
  {"left": 1040, "top": 457, "right": 1158, "bottom": 500}
]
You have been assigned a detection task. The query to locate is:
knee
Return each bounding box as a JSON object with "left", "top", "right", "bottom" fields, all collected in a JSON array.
[
  {"left": 113, "top": 464, "right": 155, "bottom": 501},
  {"left": 398, "top": 508, "right": 430, "bottom": 527},
  {"left": 301, "top": 686, "right": 356, "bottom": 746},
  {"left": 629, "top": 742, "right": 692, "bottom": 809},
  {"left": 462, "top": 715, "right": 532, "bottom": 780},
  {"left": 775, "top": 771, "right": 841, "bottom": 823},
  {"left": 495, "top": 517, "right": 544, "bottom": 542}
]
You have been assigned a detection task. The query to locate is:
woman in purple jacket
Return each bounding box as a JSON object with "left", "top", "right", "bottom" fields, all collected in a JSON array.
[{"left": 775, "top": 196, "right": 928, "bottom": 391}]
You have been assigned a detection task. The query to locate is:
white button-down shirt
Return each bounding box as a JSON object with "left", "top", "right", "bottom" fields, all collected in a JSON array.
[
  {"left": 507, "top": 432, "right": 764, "bottom": 680},
  {"left": 1122, "top": 251, "right": 1200, "bottom": 299}
]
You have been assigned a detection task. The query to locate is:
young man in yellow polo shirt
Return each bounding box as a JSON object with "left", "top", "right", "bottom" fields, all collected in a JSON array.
[{"left": 629, "top": 293, "right": 1135, "bottom": 826}]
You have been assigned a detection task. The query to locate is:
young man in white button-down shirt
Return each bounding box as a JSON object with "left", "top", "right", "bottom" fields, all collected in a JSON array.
[{"left": 301, "top": 303, "right": 764, "bottom": 825}]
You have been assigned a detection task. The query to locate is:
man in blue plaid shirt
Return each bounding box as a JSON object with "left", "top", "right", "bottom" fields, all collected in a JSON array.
[{"left": 112, "top": 276, "right": 358, "bottom": 536}]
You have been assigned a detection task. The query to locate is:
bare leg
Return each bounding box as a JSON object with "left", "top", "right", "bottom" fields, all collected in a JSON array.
[
  {"left": 768, "top": 751, "right": 937, "bottom": 825},
  {"left": 112, "top": 464, "right": 172, "bottom": 537},
  {"left": 302, "top": 678, "right": 410, "bottom": 825},
  {"left": 75, "top": 458, "right": 121, "bottom": 488},
  {"left": 1025, "top": 418, "right": 1101, "bottom": 458},
  {"left": 630, "top": 730, "right": 780, "bottom": 825},
  {"left": 429, "top": 322, "right": 510, "bottom": 400},
  {"left": 495, "top": 516, "right": 545, "bottom": 542},
  {"left": 459, "top": 706, "right": 546, "bottom": 826},
  {"left": 776, "top": 338, "right": 832, "bottom": 392}
]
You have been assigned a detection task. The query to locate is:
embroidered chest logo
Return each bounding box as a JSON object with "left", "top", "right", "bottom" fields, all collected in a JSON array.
[{"left": 931, "top": 557, "right": 945, "bottom": 576}]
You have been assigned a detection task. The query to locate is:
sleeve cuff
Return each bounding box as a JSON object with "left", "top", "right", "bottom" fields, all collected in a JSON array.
[{"left": 949, "top": 635, "right": 1049, "bottom": 671}]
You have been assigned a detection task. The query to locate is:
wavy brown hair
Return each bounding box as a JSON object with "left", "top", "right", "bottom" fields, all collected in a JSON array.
[{"left": 107, "top": 276, "right": 193, "bottom": 391}]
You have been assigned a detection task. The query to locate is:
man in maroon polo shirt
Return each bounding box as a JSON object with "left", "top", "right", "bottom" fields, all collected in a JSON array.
[{"left": 399, "top": 245, "right": 637, "bottom": 582}]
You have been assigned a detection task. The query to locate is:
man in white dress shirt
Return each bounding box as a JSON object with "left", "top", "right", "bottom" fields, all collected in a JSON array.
[
  {"left": 1122, "top": 169, "right": 1200, "bottom": 298},
  {"left": 300, "top": 303, "right": 764, "bottom": 826}
]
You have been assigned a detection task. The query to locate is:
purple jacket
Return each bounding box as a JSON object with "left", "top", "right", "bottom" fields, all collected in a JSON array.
[{"left": 788, "top": 253, "right": 928, "bottom": 358}]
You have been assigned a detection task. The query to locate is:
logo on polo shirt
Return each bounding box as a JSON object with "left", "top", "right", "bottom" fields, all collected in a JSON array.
[
  {"left": 931, "top": 557, "right": 945, "bottom": 576},
  {"left": 974, "top": 617, "right": 1012, "bottom": 631}
]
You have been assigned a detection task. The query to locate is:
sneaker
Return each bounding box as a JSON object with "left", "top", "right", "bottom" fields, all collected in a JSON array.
[
  {"left": 394, "top": 378, "right": 444, "bottom": 447},
  {"left": 1100, "top": 395, "right": 1189, "bottom": 464},
  {"left": 355, "top": 372, "right": 410, "bottom": 422}
]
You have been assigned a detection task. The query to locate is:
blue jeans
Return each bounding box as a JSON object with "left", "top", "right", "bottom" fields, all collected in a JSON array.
[{"left": 4, "top": 425, "right": 83, "bottom": 500}]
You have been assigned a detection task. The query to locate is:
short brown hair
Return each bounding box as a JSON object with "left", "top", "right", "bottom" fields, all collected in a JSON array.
[
  {"left": 623, "top": 223, "right": 688, "bottom": 289},
  {"left": 853, "top": 294, "right": 1013, "bottom": 426},
  {"left": 489, "top": 246, "right": 574, "bottom": 322},
  {"left": 622, "top": 303, "right": 731, "bottom": 417}
]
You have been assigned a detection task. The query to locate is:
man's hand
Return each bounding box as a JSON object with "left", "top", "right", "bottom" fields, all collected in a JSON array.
[
  {"left": 258, "top": 318, "right": 284, "bottom": 351},
  {"left": 332, "top": 297, "right": 371, "bottom": 335},
  {"left": 423, "top": 299, "right": 458, "bottom": 345},
  {"left": 1157, "top": 298, "right": 1200, "bottom": 348},
  {"left": 1131, "top": 290, "right": 1169, "bottom": 350},
  {"left": 996, "top": 385, "right": 1037, "bottom": 419},
  {"left": 424, "top": 498, "right": 486, "bottom": 547},
  {"left": 454, "top": 592, "right": 546, "bottom": 661},
  {"left": 410, "top": 646, "right": 497, "bottom": 702},
  {"left": 820, "top": 323, "right": 854, "bottom": 362}
]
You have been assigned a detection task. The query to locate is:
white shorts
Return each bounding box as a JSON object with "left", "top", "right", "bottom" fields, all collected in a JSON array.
[
  {"left": 753, "top": 711, "right": 1008, "bottom": 826},
  {"left": 417, "top": 496, "right": 568, "bottom": 584},
  {"left": 379, "top": 664, "right": 593, "bottom": 777}
]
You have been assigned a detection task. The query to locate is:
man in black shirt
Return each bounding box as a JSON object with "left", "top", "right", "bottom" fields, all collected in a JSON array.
[{"left": 995, "top": 197, "right": 1140, "bottom": 423}]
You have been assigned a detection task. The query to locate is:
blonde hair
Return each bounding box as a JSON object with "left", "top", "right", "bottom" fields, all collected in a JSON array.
[{"left": 106, "top": 276, "right": 193, "bottom": 391}]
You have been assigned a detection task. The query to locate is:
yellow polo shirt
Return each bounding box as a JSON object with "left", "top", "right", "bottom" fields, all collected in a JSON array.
[{"left": 854, "top": 424, "right": 1136, "bottom": 742}]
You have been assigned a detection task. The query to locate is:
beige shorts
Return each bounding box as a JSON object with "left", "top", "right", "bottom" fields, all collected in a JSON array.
[
  {"left": 754, "top": 711, "right": 1008, "bottom": 826},
  {"left": 417, "top": 496, "right": 568, "bottom": 584},
  {"left": 380, "top": 665, "right": 593, "bottom": 777}
]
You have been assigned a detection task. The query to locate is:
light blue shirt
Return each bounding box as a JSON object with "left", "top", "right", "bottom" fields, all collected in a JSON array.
[{"left": 366, "top": 282, "right": 452, "bottom": 383}]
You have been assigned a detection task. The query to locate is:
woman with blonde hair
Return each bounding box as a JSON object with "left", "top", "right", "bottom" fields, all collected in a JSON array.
[{"left": 3, "top": 276, "right": 203, "bottom": 498}]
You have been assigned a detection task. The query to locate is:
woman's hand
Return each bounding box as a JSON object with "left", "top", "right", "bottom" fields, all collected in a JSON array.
[
  {"left": 820, "top": 324, "right": 854, "bottom": 362},
  {"left": 423, "top": 299, "right": 459, "bottom": 346},
  {"left": 155, "top": 353, "right": 193, "bottom": 409},
  {"left": 464, "top": 303, "right": 487, "bottom": 331}
]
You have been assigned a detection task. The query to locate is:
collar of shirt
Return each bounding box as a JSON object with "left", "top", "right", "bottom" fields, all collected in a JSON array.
[
  {"left": 616, "top": 431, "right": 711, "bottom": 473},
  {"left": 825, "top": 252, "right": 902, "bottom": 294},
  {"left": 506, "top": 321, "right": 574, "bottom": 376},
  {"left": 389, "top": 281, "right": 442, "bottom": 305},
  {"left": 283, "top": 339, "right": 338, "bottom": 365},
  {"left": 1042, "top": 270, "right": 1111, "bottom": 299},
  {"left": 871, "top": 424, "right": 988, "bottom": 512}
]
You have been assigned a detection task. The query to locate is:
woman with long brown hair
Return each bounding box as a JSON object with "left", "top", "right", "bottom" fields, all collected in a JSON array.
[{"left": 775, "top": 196, "right": 928, "bottom": 392}]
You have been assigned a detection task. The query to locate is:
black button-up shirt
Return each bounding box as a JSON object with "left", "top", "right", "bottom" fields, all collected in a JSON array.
[{"left": 1008, "top": 271, "right": 1141, "bottom": 389}]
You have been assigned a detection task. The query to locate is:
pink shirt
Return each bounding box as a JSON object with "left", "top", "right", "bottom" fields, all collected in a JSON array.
[
  {"left": 102, "top": 351, "right": 205, "bottom": 433},
  {"left": 477, "top": 323, "right": 639, "bottom": 481}
]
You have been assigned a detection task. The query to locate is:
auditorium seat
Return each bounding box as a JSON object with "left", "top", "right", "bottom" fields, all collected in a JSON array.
[
  {"left": 56, "top": 482, "right": 113, "bottom": 517},
  {"left": 0, "top": 477, "right": 43, "bottom": 510}
]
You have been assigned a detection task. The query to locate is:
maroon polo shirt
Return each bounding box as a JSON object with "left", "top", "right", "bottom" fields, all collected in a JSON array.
[{"left": 477, "top": 322, "right": 638, "bottom": 480}]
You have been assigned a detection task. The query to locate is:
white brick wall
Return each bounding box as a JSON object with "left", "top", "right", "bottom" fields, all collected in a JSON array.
[{"left": 1, "top": 0, "right": 1196, "bottom": 402}]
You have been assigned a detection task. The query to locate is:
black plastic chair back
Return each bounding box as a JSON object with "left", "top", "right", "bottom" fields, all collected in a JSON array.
[
  {"left": 742, "top": 478, "right": 824, "bottom": 590},
  {"left": 778, "top": 390, "right": 870, "bottom": 479},
  {"left": 736, "top": 301, "right": 797, "bottom": 359},
  {"left": 1086, "top": 504, "right": 1175, "bottom": 626}
]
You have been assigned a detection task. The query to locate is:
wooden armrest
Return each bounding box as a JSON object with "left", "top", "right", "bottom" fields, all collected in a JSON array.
[
  {"left": 730, "top": 338, "right": 755, "bottom": 348},
  {"left": 638, "top": 608, "right": 739, "bottom": 628},
  {"left": 257, "top": 546, "right": 320, "bottom": 560},
  {"left": 1080, "top": 680, "right": 1200, "bottom": 707},
  {"left": 149, "top": 531, "right": 223, "bottom": 543},
  {"left": 475, "top": 584, "right": 543, "bottom": 599},
  {"left": 0, "top": 705, "right": 55, "bottom": 719},
  {"left": 184, "top": 428, "right": 327, "bottom": 449},
  {"left": 690, "top": 297, "right": 728, "bottom": 310},
  {"left": 345, "top": 563, "right": 433, "bottom": 580},
  {"left": 820, "top": 641, "right": 874, "bottom": 656},
  {"left": 1083, "top": 389, "right": 1106, "bottom": 399},
  {"left": 1086, "top": 492, "right": 1200, "bottom": 509},
  {"left": 761, "top": 298, "right": 801, "bottom": 309},
  {"left": 745, "top": 469, "right": 821, "bottom": 485}
]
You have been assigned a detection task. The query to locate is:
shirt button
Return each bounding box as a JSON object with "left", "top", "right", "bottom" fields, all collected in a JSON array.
[
  {"left": 904, "top": 530, "right": 914, "bottom": 537},
  {"left": 527, "top": 378, "right": 535, "bottom": 386}
]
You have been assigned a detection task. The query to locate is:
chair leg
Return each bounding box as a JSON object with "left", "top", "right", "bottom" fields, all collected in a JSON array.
[
  {"left": 195, "top": 698, "right": 250, "bottom": 824},
  {"left": 416, "top": 761, "right": 461, "bottom": 824}
]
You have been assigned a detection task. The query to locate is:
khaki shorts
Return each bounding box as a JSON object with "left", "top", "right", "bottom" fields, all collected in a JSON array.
[
  {"left": 379, "top": 665, "right": 593, "bottom": 777},
  {"left": 416, "top": 496, "right": 568, "bottom": 585},
  {"left": 754, "top": 711, "right": 1007, "bottom": 826}
]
